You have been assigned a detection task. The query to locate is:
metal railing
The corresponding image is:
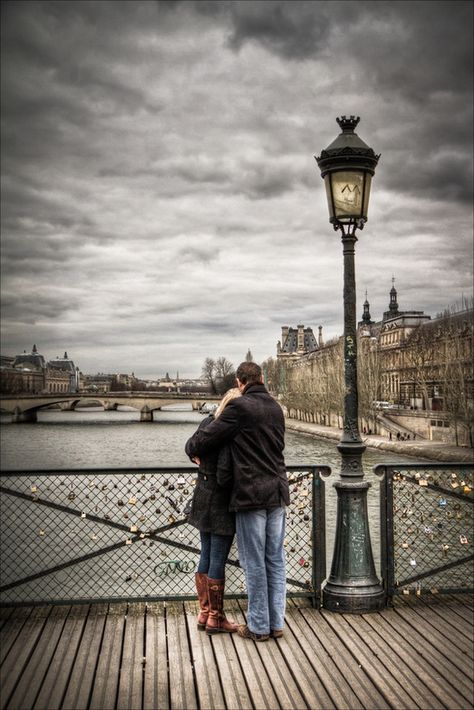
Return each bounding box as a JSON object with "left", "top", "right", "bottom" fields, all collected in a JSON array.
[
  {"left": 377, "top": 463, "right": 474, "bottom": 599},
  {"left": 0, "top": 465, "right": 329, "bottom": 607}
]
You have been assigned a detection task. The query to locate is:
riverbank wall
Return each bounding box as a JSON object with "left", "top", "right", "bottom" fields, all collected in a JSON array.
[{"left": 285, "top": 417, "right": 474, "bottom": 464}]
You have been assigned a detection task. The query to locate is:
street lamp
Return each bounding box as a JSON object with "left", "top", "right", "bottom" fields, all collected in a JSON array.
[{"left": 315, "top": 116, "right": 385, "bottom": 612}]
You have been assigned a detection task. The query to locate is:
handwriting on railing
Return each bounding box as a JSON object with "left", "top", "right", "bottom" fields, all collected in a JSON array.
[{"left": 154, "top": 559, "right": 194, "bottom": 577}]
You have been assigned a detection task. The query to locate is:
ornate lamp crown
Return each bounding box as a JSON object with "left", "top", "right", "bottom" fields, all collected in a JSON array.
[
  {"left": 336, "top": 115, "right": 360, "bottom": 132},
  {"left": 315, "top": 116, "right": 380, "bottom": 177}
]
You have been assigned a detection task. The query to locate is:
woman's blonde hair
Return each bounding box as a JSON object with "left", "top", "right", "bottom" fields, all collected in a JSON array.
[{"left": 214, "top": 387, "right": 241, "bottom": 419}]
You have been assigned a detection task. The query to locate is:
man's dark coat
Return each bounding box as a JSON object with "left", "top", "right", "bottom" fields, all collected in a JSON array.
[{"left": 185, "top": 384, "right": 289, "bottom": 511}]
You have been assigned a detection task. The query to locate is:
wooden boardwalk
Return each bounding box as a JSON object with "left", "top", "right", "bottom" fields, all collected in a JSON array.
[{"left": 1, "top": 595, "right": 473, "bottom": 710}]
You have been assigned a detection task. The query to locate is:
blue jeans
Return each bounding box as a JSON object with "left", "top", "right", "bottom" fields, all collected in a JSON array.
[
  {"left": 236, "top": 507, "right": 286, "bottom": 635},
  {"left": 197, "top": 532, "right": 234, "bottom": 579}
]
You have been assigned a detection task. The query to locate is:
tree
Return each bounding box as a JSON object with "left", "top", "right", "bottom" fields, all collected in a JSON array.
[
  {"left": 201, "top": 357, "right": 217, "bottom": 394},
  {"left": 201, "top": 356, "right": 235, "bottom": 394},
  {"left": 403, "top": 324, "right": 437, "bottom": 410},
  {"left": 214, "top": 356, "right": 235, "bottom": 394},
  {"left": 262, "top": 357, "right": 286, "bottom": 396},
  {"left": 270, "top": 338, "right": 344, "bottom": 427},
  {"left": 315, "top": 338, "right": 344, "bottom": 427},
  {"left": 440, "top": 316, "right": 474, "bottom": 447},
  {"left": 358, "top": 334, "right": 382, "bottom": 426}
]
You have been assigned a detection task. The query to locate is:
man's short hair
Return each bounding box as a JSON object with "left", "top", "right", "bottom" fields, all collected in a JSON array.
[{"left": 236, "top": 361, "right": 262, "bottom": 386}]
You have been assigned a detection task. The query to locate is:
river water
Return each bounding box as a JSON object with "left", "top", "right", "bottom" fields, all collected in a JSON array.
[
  {"left": 0, "top": 406, "right": 423, "bottom": 581},
  {"left": 0, "top": 406, "right": 420, "bottom": 471}
]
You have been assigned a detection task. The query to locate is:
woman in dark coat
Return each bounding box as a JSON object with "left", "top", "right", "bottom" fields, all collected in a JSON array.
[{"left": 185, "top": 387, "right": 241, "bottom": 634}]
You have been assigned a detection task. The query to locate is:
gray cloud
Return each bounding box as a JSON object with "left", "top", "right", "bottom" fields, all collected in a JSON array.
[{"left": 0, "top": 1, "right": 472, "bottom": 377}]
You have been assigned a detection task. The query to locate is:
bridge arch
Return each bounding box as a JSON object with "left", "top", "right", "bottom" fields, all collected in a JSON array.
[{"left": 0, "top": 392, "right": 221, "bottom": 423}]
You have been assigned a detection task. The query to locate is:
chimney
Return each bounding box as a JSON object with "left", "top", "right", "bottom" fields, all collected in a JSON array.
[
  {"left": 297, "top": 324, "right": 305, "bottom": 352},
  {"left": 281, "top": 326, "right": 289, "bottom": 347},
  {"left": 318, "top": 325, "right": 324, "bottom": 347}
]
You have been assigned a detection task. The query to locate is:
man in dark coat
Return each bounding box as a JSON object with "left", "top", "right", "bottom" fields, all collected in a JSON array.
[{"left": 185, "top": 361, "right": 289, "bottom": 641}]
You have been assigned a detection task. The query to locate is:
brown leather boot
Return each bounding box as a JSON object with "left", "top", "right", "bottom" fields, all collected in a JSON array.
[
  {"left": 206, "top": 577, "right": 238, "bottom": 635},
  {"left": 195, "top": 572, "right": 209, "bottom": 630}
]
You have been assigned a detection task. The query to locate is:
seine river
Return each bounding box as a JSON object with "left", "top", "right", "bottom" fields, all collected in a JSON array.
[{"left": 0, "top": 406, "right": 422, "bottom": 578}]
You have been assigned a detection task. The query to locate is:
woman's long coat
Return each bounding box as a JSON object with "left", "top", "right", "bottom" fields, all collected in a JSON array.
[{"left": 186, "top": 415, "right": 235, "bottom": 536}]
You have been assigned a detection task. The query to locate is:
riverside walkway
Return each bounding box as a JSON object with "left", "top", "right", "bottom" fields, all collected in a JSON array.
[
  {"left": 1, "top": 594, "right": 473, "bottom": 710},
  {"left": 285, "top": 418, "right": 474, "bottom": 463}
]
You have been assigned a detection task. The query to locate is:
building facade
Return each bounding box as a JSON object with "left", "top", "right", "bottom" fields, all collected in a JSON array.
[
  {"left": 47, "top": 352, "right": 80, "bottom": 392},
  {"left": 0, "top": 345, "right": 80, "bottom": 394},
  {"left": 271, "top": 284, "right": 473, "bottom": 446}
]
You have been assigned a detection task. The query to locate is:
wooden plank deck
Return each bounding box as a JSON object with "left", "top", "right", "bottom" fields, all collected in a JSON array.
[{"left": 0, "top": 595, "right": 473, "bottom": 710}]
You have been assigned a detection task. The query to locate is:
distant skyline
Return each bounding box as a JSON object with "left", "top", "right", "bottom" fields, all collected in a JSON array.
[{"left": 1, "top": 1, "right": 473, "bottom": 378}]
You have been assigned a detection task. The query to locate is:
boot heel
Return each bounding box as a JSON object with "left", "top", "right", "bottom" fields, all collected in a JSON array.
[
  {"left": 197, "top": 621, "right": 207, "bottom": 630},
  {"left": 205, "top": 625, "right": 220, "bottom": 635}
]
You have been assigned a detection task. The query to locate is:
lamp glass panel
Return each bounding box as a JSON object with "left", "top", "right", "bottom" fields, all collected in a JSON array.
[
  {"left": 362, "top": 174, "right": 372, "bottom": 219},
  {"left": 324, "top": 176, "right": 335, "bottom": 220},
  {"left": 330, "top": 170, "right": 365, "bottom": 221}
]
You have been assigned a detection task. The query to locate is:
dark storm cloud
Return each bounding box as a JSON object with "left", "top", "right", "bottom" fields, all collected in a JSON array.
[
  {"left": 2, "top": 179, "right": 95, "bottom": 233},
  {"left": 225, "top": 0, "right": 331, "bottom": 59},
  {"left": 1, "top": 291, "right": 80, "bottom": 323},
  {"left": 221, "top": 1, "right": 472, "bottom": 95},
  {"left": 383, "top": 150, "right": 473, "bottom": 203}
]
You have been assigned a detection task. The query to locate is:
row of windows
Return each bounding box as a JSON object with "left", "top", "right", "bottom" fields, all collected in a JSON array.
[
  {"left": 48, "top": 383, "right": 69, "bottom": 392},
  {"left": 381, "top": 331, "right": 400, "bottom": 346}
]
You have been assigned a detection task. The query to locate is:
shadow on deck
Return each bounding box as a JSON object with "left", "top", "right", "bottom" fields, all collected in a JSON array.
[{"left": 1, "top": 595, "right": 473, "bottom": 710}]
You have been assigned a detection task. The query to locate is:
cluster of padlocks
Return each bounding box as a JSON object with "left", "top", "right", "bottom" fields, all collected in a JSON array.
[
  {"left": 285, "top": 472, "right": 313, "bottom": 578},
  {"left": 392, "top": 468, "right": 473, "bottom": 594},
  {"left": 0, "top": 467, "right": 321, "bottom": 604}
]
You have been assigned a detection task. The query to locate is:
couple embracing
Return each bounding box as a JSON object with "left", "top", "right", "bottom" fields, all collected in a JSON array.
[{"left": 185, "top": 361, "right": 290, "bottom": 642}]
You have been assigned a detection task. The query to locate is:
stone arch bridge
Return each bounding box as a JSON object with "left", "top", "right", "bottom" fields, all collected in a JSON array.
[{"left": 0, "top": 392, "right": 221, "bottom": 423}]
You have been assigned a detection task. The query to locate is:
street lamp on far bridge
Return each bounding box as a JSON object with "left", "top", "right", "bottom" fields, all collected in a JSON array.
[{"left": 315, "top": 115, "right": 385, "bottom": 613}]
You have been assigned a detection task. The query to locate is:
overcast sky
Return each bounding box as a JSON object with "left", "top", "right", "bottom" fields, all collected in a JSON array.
[{"left": 1, "top": 1, "right": 473, "bottom": 378}]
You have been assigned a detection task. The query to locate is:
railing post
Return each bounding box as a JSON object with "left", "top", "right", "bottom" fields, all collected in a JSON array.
[
  {"left": 311, "top": 466, "right": 327, "bottom": 608},
  {"left": 377, "top": 465, "right": 391, "bottom": 606}
]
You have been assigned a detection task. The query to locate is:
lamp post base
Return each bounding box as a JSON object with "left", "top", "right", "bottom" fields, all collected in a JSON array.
[
  {"left": 323, "top": 478, "right": 385, "bottom": 613},
  {"left": 323, "top": 581, "right": 385, "bottom": 613}
]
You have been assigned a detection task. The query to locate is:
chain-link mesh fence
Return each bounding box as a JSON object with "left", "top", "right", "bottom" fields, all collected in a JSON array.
[
  {"left": 378, "top": 464, "right": 474, "bottom": 597},
  {"left": 0, "top": 465, "right": 328, "bottom": 606}
]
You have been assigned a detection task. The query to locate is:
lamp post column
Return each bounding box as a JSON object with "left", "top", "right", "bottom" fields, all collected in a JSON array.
[{"left": 322, "top": 226, "right": 385, "bottom": 613}]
